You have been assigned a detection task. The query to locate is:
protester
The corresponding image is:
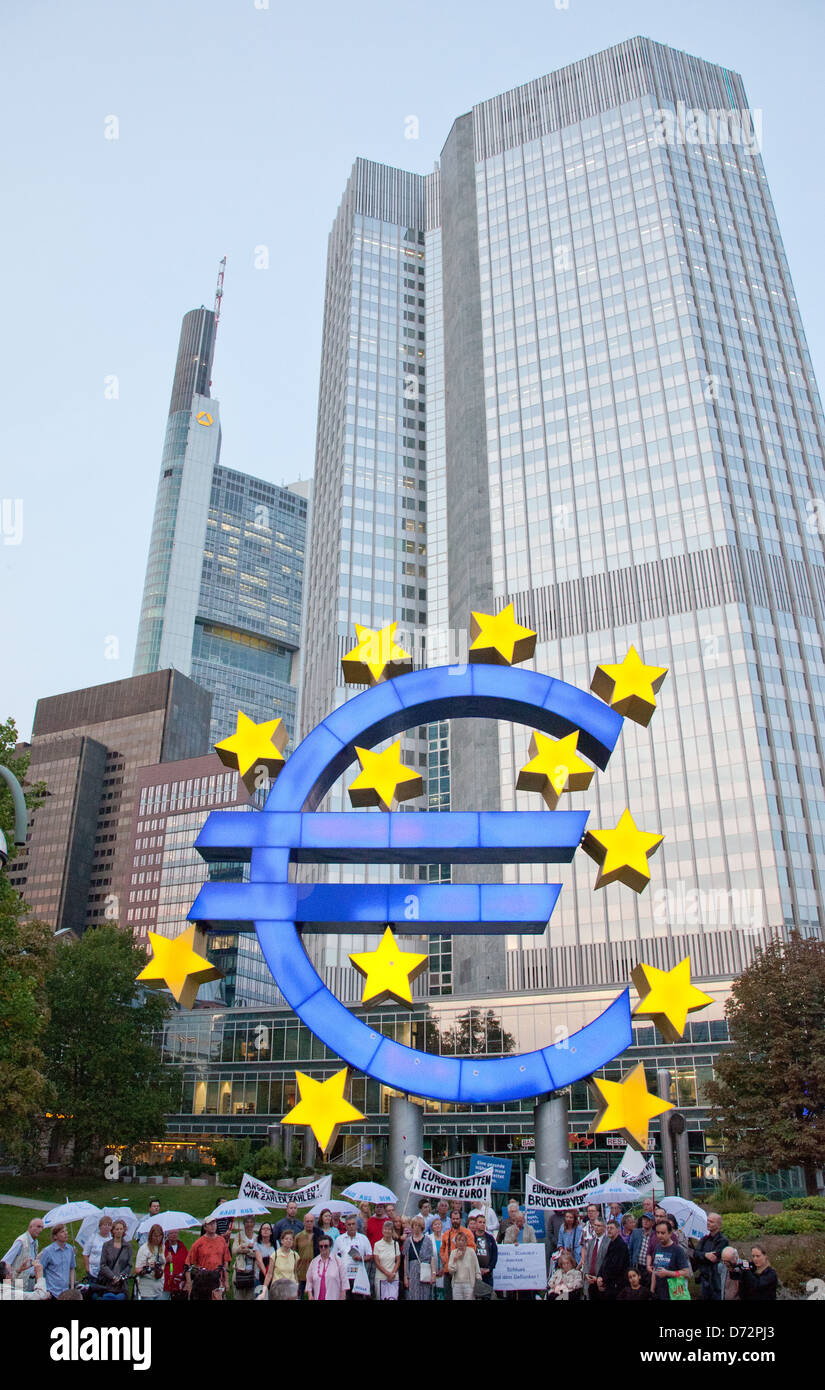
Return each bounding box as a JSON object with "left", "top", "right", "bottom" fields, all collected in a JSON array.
[
  {"left": 605, "top": 1202, "right": 624, "bottom": 1229},
  {"left": 720, "top": 1247, "right": 744, "bottom": 1301},
  {"left": 403, "top": 1215, "right": 436, "bottom": 1301},
  {"left": 448, "top": 1231, "right": 481, "bottom": 1301},
  {"left": 628, "top": 1214, "right": 655, "bottom": 1277},
  {"left": 373, "top": 1219, "right": 402, "bottom": 1300},
  {"left": 186, "top": 1218, "right": 230, "bottom": 1301},
  {"left": 1, "top": 1217, "right": 44, "bottom": 1290},
  {"left": 417, "top": 1198, "right": 432, "bottom": 1228},
  {"left": 317, "top": 1208, "right": 342, "bottom": 1247},
  {"left": 269, "top": 1279, "right": 300, "bottom": 1301},
  {"left": 82, "top": 1215, "right": 113, "bottom": 1282},
  {"left": 295, "top": 1213, "right": 319, "bottom": 1296},
  {"left": 502, "top": 1210, "right": 536, "bottom": 1244},
  {"left": 366, "top": 1203, "right": 387, "bottom": 1248},
  {"left": 582, "top": 1218, "right": 608, "bottom": 1301},
  {"left": 499, "top": 1198, "right": 521, "bottom": 1239},
  {"left": 164, "top": 1229, "right": 188, "bottom": 1300},
  {"left": 553, "top": 1209, "right": 582, "bottom": 1266},
  {"left": 441, "top": 1208, "right": 476, "bottom": 1300},
  {"left": 306, "top": 1236, "right": 346, "bottom": 1301},
  {"left": 135, "top": 1224, "right": 167, "bottom": 1301},
  {"left": 273, "top": 1201, "right": 302, "bottom": 1244},
  {"left": 470, "top": 1212, "right": 498, "bottom": 1287},
  {"left": 581, "top": 1203, "right": 602, "bottom": 1243},
  {"left": 264, "top": 1230, "right": 299, "bottom": 1291},
  {"left": 254, "top": 1222, "right": 277, "bottom": 1287},
  {"left": 637, "top": 1198, "right": 656, "bottom": 1226},
  {"left": 597, "top": 1220, "right": 629, "bottom": 1299},
  {"left": 620, "top": 1214, "right": 637, "bottom": 1246},
  {"left": 332, "top": 1213, "right": 372, "bottom": 1299},
  {"left": 547, "top": 1248, "right": 584, "bottom": 1301},
  {"left": 97, "top": 1219, "right": 132, "bottom": 1301},
  {"left": 40, "top": 1223, "right": 77, "bottom": 1298},
  {"left": 617, "top": 1267, "right": 652, "bottom": 1302},
  {"left": 430, "top": 1217, "right": 445, "bottom": 1299},
  {"left": 742, "top": 1245, "right": 778, "bottom": 1301},
  {"left": 356, "top": 1202, "right": 372, "bottom": 1235},
  {"left": 427, "top": 1199, "right": 451, "bottom": 1234},
  {"left": 0, "top": 1257, "right": 49, "bottom": 1300},
  {"left": 650, "top": 1220, "right": 690, "bottom": 1300},
  {"left": 231, "top": 1216, "right": 259, "bottom": 1302},
  {"left": 693, "top": 1212, "right": 726, "bottom": 1300}
]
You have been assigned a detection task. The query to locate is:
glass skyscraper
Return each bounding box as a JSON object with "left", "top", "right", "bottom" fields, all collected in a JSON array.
[
  {"left": 134, "top": 298, "right": 308, "bottom": 749},
  {"left": 302, "top": 36, "right": 825, "bottom": 1036}
]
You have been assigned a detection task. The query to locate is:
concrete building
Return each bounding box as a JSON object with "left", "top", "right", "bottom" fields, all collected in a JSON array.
[{"left": 9, "top": 670, "right": 210, "bottom": 935}]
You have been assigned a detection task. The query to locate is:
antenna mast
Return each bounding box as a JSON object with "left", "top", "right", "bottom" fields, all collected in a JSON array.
[{"left": 214, "top": 256, "right": 226, "bottom": 329}]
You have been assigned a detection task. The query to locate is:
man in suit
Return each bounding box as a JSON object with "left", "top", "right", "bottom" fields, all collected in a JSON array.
[{"left": 581, "top": 1218, "right": 608, "bottom": 1300}]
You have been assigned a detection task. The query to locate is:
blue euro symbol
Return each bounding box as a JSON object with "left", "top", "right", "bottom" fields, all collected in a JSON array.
[{"left": 190, "top": 664, "right": 633, "bottom": 1103}]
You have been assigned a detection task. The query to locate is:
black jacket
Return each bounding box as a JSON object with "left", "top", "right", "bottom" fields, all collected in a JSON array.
[
  {"left": 693, "top": 1230, "right": 727, "bottom": 1292},
  {"left": 600, "top": 1235, "right": 629, "bottom": 1294}
]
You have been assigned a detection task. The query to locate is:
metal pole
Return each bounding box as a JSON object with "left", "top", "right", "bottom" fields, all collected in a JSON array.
[
  {"left": 302, "top": 1125, "right": 317, "bottom": 1170},
  {"left": 388, "top": 1097, "right": 424, "bottom": 1216},
  {"left": 657, "top": 1069, "right": 677, "bottom": 1194},
  {"left": 675, "top": 1129, "right": 693, "bottom": 1200},
  {"left": 534, "top": 1091, "right": 572, "bottom": 1185}
]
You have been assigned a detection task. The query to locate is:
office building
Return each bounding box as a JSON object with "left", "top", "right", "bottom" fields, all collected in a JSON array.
[
  {"left": 133, "top": 287, "right": 308, "bottom": 748},
  {"left": 9, "top": 671, "right": 211, "bottom": 935}
]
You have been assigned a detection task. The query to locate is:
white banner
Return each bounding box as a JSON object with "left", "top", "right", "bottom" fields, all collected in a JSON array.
[
  {"left": 617, "top": 1157, "right": 657, "bottom": 1192},
  {"left": 408, "top": 1158, "right": 493, "bottom": 1205},
  {"left": 524, "top": 1168, "right": 602, "bottom": 1211},
  {"left": 237, "top": 1173, "right": 332, "bottom": 1207},
  {"left": 493, "top": 1244, "right": 547, "bottom": 1292}
]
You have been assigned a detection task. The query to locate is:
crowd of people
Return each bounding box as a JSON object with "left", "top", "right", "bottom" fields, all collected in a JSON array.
[{"left": 0, "top": 1192, "right": 779, "bottom": 1302}]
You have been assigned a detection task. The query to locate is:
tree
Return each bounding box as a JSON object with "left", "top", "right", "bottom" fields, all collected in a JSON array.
[
  {"left": 43, "top": 923, "right": 177, "bottom": 1168},
  {"left": 441, "top": 1008, "right": 516, "bottom": 1056},
  {"left": 0, "top": 718, "right": 53, "bottom": 1164},
  {"left": 706, "top": 933, "right": 825, "bottom": 1194}
]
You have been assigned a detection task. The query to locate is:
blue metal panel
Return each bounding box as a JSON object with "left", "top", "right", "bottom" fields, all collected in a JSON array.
[{"left": 542, "top": 990, "right": 634, "bottom": 1089}]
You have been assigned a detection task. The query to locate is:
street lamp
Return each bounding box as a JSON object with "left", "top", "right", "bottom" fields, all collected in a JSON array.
[{"left": 0, "top": 764, "right": 28, "bottom": 868}]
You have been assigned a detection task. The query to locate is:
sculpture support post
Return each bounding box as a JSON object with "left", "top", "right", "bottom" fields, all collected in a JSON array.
[
  {"left": 388, "top": 1097, "right": 424, "bottom": 1216},
  {"left": 534, "top": 1091, "right": 572, "bottom": 1185},
  {"left": 675, "top": 1129, "right": 693, "bottom": 1199},
  {"left": 657, "top": 1069, "right": 677, "bottom": 1194},
  {"left": 303, "top": 1125, "right": 317, "bottom": 1169}
]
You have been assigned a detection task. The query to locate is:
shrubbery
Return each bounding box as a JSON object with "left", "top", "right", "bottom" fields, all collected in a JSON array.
[
  {"left": 719, "top": 1212, "right": 763, "bottom": 1242},
  {"left": 763, "top": 1210, "right": 825, "bottom": 1235},
  {"left": 767, "top": 1235, "right": 825, "bottom": 1293},
  {"left": 783, "top": 1195, "right": 825, "bottom": 1212},
  {"left": 700, "top": 1180, "right": 755, "bottom": 1214}
]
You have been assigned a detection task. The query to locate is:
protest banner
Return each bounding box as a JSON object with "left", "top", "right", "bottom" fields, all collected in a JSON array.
[
  {"left": 469, "top": 1153, "right": 512, "bottom": 1191},
  {"left": 493, "top": 1244, "right": 547, "bottom": 1292},
  {"left": 408, "top": 1157, "right": 493, "bottom": 1204},
  {"left": 238, "top": 1172, "right": 332, "bottom": 1206},
  {"left": 524, "top": 1168, "right": 602, "bottom": 1211}
]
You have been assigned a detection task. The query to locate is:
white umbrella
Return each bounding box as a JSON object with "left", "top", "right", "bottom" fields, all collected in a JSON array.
[
  {"left": 589, "top": 1181, "right": 642, "bottom": 1203},
  {"left": 202, "top": 1198, "right": 270, "bottom": 1224},
  {"left": 341, "top": 1181, "right": 398, "bottom": 1205},
  {"left": 44, "top": 1201, "right": 100, "bottom": 1227},
  {"left": 660, "top": 1196, "right": 708, "bottom": 1240},
  {"left": 307, "top": 1198, "right": 358, "bottom": 1220},
  {"left": 134, "top": 1210, "right": 201, "bottom": 1238},
  {"left": 77, "top": 1207, "right": 140, "bottom": 1248}
]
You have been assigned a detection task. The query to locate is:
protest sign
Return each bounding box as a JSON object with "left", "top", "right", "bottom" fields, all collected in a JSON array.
[
  {"left": 408, "top": 1158, "right": 493, "bottom": 1204},
  {"left": 469, "top": 1154, "right": 512, "bottom": 1191},
  {"left": 524, "top": 1168, "right": 602, "bottom": 1211},
  {"left": 493, "top": 1244, "right": 547, "bottom": 1292},
  {"left": 238, "top": 1172, "right": 332, "bottom": 1206}
]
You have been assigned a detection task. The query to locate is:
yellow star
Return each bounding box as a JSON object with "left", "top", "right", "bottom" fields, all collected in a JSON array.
[
  {"left": 582, "top": 809, "right": 664, "bottom": 893},
  {"left": 590, "top": 646, "right": 668, "bottom": 726},
  {"left": 136, "top": 925, "right": 223, "bottom": 1010},
  {"left": 632, "top": 957, "right": 715, "bottom": 1043},
  {"left": 341, "top": 622, "right": 413, "bottom": 686},
  {"left": 516, "top": 731, "right": 594, "bottom": 809},
  {"left": 282, "top": 1069, "right": 364, "bottom": 1154},
  {"left": 350, "top": 927, "right": 428, "bottom": 1007},
  {"left": 469, "top": 603, "right": 536, "bottom": 666},
  {"left": 589, "top": 1062, "right": 673, "bottom": 1151},
  {"left": 215, "top": 711, "right": 288, "bottom": 795},
  {"left": 348, "top": 741, "right": 423, "bottom": 812}
]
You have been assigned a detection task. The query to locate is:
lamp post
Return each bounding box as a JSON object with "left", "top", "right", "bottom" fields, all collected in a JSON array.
[{"left": 0, "top": 764, "right": 28, "bottom": 868}]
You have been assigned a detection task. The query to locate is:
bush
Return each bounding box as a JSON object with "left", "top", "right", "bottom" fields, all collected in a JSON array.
[
  {"left": 762, "top": 1211, "right": 825, "bottom": 1235},
  {"left": 700, "top": 1181, "right": 755, "bottom": 1214},
  {"left": 766, "top": 1235, "right": 825, "bottom": 1294},
  {"left": 719, "top": 1212, "right": 763, "bottom": 1242},
  {"left": 783, "top": 1196, "right": 825, "bottom": 1212},
  {"left": 253, "top": 1147, "right": 285, "bottom": 1184}
]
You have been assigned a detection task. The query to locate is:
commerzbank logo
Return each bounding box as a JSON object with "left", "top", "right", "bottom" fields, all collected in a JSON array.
[{"left": 195, "top": 410, "right": 213, "bottom": 426}]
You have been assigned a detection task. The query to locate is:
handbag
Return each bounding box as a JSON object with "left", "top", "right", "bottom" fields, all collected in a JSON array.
[
  {"left": 668, "top": 1275, "right": 691, "bottom": 1301},
  {"left": 235, "top": 1270, "right": 256, "bottom": 1290},
  {"left": 413, "top": 1239, "right": 433, "bottom": 1283}
]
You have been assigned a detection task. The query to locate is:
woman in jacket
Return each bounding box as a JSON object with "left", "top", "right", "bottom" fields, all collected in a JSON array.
[
  {"left": 743, "top": 1245, "right": 778, "bottom": 1301},
  {"left": 97, "top": 1219, "right": 132, "bottom": 1300},
  {"left": 554, "top": 1209, "right": 582, "bottom": 1266},
  {"left": 596, "top": 1220, "right": 630, "bottom": 1299},
  {"left": 402, "top": 1215, "right": 437, "bottom": 1301},
  {"left": 547, "top": 1248, "right": 584, "bottom": 1301},
  {"left": 448, "top": 1230, "right": 481, "bottom": 1301},
  {"left": 305, "top": 1236, "right": 346, "bottom": 1301}
]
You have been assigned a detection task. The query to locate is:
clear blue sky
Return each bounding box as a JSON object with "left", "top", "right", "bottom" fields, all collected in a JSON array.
[{"left": 3, "top": 0, "right": 824, "bottom": 739}]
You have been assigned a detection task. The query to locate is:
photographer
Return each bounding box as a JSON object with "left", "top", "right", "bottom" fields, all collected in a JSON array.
[
  {"left": 96, "top": 1219, "right": 132, "bottom": 1301},
  {"left": 719, "top": 1246, "right": 745, "bottom": 1301},
  {"left": 135, "top": 1223, "right": 168, "bottom": 1301}
]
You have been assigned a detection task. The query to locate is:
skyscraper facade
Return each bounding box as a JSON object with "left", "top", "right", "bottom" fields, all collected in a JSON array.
[
  {"left": 134, "top": 297, "right": 308, "bottom": 749},
  {"left": 302, "top": 36, "right": 825, "bottom": 1043}
]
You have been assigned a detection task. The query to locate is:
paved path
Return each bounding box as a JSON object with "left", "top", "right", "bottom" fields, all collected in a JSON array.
[{"left": 0, "top": 1194, "right": 50, "bottom": 1210}]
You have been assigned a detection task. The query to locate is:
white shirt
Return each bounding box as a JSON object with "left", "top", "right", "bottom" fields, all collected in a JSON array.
[
  {"left": 331, "top": 1233, "right": 372, "bottom": 1291},
  {"left": 84, "top": 1232, "right": 109, "bottom": 1278}
]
